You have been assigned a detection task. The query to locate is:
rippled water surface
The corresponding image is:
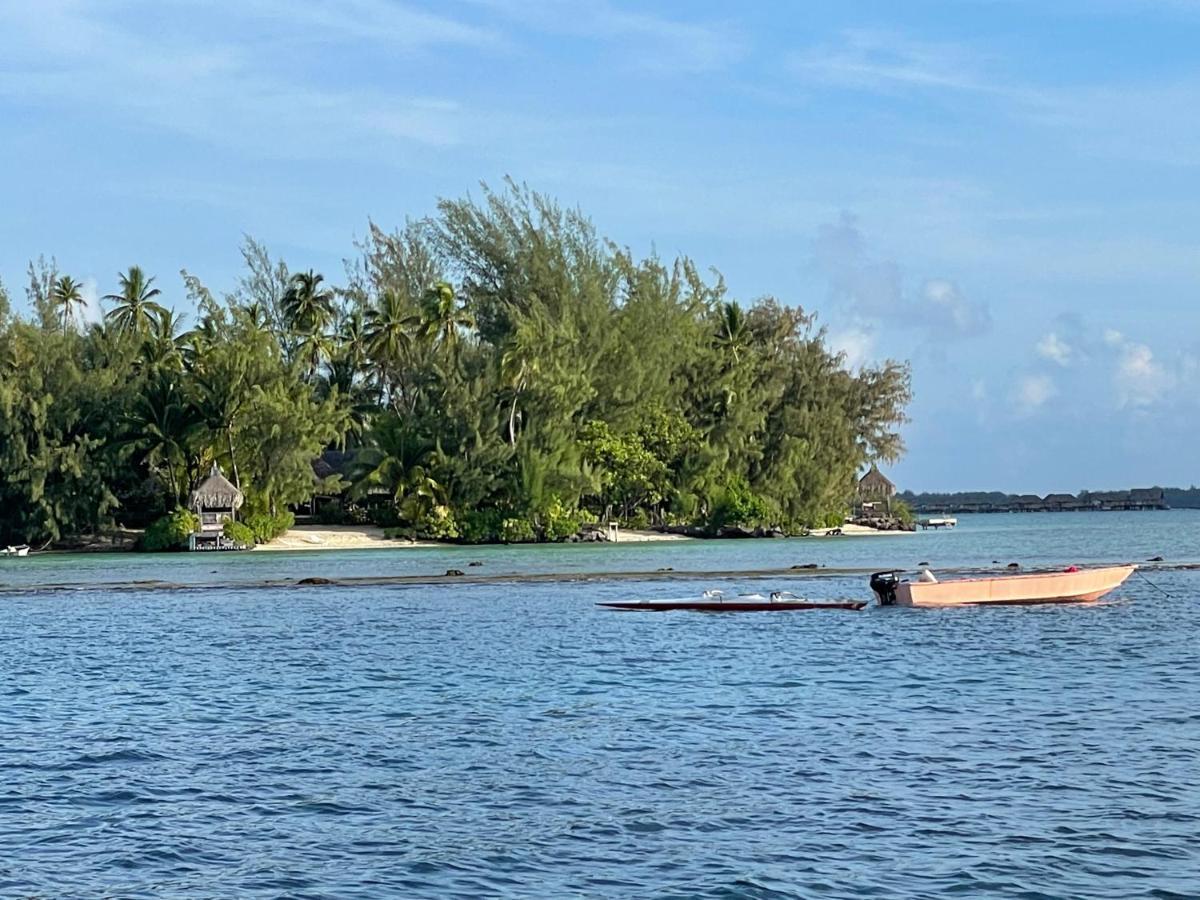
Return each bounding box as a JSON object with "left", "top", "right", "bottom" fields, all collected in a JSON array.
[{"left": 2, "top": 516, "right": 1199, "bottom": 896}]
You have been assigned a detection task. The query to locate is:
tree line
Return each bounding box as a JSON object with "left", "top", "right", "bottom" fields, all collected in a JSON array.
[{"left": 0, "top": 181, "right": 910, "bottom": 547}]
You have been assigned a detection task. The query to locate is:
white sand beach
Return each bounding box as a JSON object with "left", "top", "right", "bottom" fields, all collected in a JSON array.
[
  {"left": 253, "top": 524, "right": 695, "bottom": 551},
  {"left": 808, "top": 523, "right": 914, "bottom": 536},
  {"left": 252, "top": 525, "right": 440, "bottom": 551}
]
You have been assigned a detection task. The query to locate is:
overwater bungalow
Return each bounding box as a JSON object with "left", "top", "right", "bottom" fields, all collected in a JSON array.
[
  {"left": 188, "top": 463, "right": 245, "bottom": 551},
  {"left": 1042, "top": 492, "right": 1077, "bottom": 511}
]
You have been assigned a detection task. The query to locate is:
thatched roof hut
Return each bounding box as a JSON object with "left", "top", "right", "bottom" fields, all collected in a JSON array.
[
  {"left": 190, "top": 463, "right": 244, "bottom": 512},
  {"left": 857, "top": 464, "right": 896, "bottom": 498}
]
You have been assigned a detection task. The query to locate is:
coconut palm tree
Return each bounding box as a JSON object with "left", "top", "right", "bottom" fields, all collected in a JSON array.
[
  {"left": 282, "top": 270, "right": 335, "bottom": 335},
  {"left": 499, "top": 326, "right": 540, "bottom": 446},
  {"left": 281, "top": 270, "right": 337, "bottom": 377},
  {"left": 50, "top": 275, "right": 86, "bottom": 333},
  {"left": 140, "top": 308, "right": 188, "bottom": 373},
  {"left": 417, "top": 281, "right": 474, "bottom": 359},
  {"left": 104, "top": 266, "right": 166, "bottom": 336},
  {"left": 713, "top": 301, "right": 749, "bottom": 363},
  {"left": 365, "top": 288, "right": 419, "bottom": 406},
  {"left": 121, "top": 373, "right": 203, "bottom": 507}
]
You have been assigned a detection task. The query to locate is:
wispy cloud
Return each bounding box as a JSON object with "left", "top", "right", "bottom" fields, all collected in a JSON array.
[
  {"left": 790, "top": 29, "right": 1002, "bottom": 95},
  {"left": 469, "top": 0, "right": 744, "bottom": 73},
  {"left": 0, "top": 1, "right": 481, "bottom": 158}
]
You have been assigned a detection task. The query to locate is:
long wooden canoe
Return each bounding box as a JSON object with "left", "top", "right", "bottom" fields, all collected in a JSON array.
[
  {"left": 597, "top": 598, "right": 866, "bottom": 612},
  {"left": 871, "top": 565, "right": 1136, "bottom": 608}
]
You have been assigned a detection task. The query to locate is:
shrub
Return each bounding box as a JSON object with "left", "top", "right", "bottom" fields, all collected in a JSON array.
[
  {"left": 821, "top": 510, "right": 846, "bottom": 529},
  {"left": 243, "top": 509, "right": 294, "bottom": 544},
  {"left": 707, "top": 477, "right": 774, "bottom": 532},
  {"left": 540, "top": 498, "right": 584, "bottom": 542},
  {"left": 892, "top": 499, "right": 915, "bottom": 526},
  {"left": 223, "top": 520, "right": 256, "bottom": 548},
  {"left": 414, "top": 505, "right": 459, "bottom": 540},
  {"left": 141, "top": 509, "right": 199, "bottom": 552},
  {"left": 367, "top": 504, "right": 402, "bottom": 528},
  {"left": 500, "top": 517, "right": 536, "bottom": 544},
  {"left": 459, "top": 507, "right": 504, "bottom": 544}
]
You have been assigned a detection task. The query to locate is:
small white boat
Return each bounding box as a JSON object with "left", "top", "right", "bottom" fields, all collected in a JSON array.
[
  {"left": 870, "top": 565, "right": 1135, "bottom": 607},
  {"left": 2, "top": 545, "right": 30, "bottom": 558}
]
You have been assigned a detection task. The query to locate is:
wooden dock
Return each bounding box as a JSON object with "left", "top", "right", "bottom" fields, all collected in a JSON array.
[{"left": 918, "top": 517, "right": 957, "bottom": 530}]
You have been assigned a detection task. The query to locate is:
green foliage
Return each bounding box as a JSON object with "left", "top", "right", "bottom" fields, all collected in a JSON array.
[
  {"left": 820, "top": 510, "right": 846, "bottom": 529},
  {"left": 538, "top": 497, "right": 584, "bottom": 542},
  {"left": 141, "top": 509, "right": 199, "bottom": 552},
  {"left": 891, "top": 498, "right": 915, "bottom": 526},
  {"left": 242, "top": 509, "right": 294, "bottom": 544},
  {"left": 414, "top": 505, "right": 460, "bottom": 540},
  {"left": 223, "top": 519, "right": 256, "bottom": 547},
  {"left": 706, "top": 476, "right": 775, "bottom": 532},
  {"left": 459, "top": 507, "right": 504, "bottom": 544},
  {"left": 0, "top": 183, "right": 911, "bottom": 546},
  {"left": 500, "top": 517, "right": 536, "bottom": 544}
]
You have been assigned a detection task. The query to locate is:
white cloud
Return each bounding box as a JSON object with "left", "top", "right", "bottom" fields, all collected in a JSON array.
[
  {"left": 1103, "top": 328, "right": 1125, "bottom": 346},
  {"left": 1036, "top": 332, "right": 1073, "bottom": 366},
  {"left": 0, "top": 1, "right": 475, "bottom": 159},
  {"left": 1012, "top": 374, "right": 1057, "bottom": 414},
  {"left": 828, "top": 327, "right": 876, "bottom": 369},
  {"left": 1114, "top": 341, "right": 1173, "bottom": 408},
  {"left": 469, "top": 0, "right": 743, "bottom": 73},
  {"left": 791, "top": 29, "right": 991, "bottom": 94},
  {"left": 79, "top": 277, "right": 102, "bottom": 326},
  {"left": 813, "top": 213, "right": 991, "bottom": 341}
]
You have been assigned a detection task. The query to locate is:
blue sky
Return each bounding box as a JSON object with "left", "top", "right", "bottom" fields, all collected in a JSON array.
[{"left": 2, "top": 0, "right": 1198, "bottom": 493}]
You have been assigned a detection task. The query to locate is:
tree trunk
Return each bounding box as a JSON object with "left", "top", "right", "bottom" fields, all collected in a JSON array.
[{"left": 226, "top": 425, "right": 241, "bottom": 490}]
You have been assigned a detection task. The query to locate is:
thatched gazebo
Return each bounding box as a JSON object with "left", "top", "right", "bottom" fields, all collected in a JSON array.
[
  {"left": 856, "top": 463, "right": 896, "bottom": 513},
  {"left": 188, "top": 463, "right": 245, "bottom": 550}
]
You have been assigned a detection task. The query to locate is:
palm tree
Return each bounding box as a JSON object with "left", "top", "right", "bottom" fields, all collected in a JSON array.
[
  {"left": 281, "top": 270, "right": 336, "bottom": 377},
  {"left": 365, "top": 289, "right": 418, "bottom": 407},
  {"left": 104, "top": 266, "right": 166, "bottom": 336},
  {"left": 140, "top": 308, "right": 188, "bottom": 373},
  {"left": 499, "top": 328, "right": 539, "bottom": 446},
  {"left": 713, "top": 301, "right": 749, "bottom": 363},
  {"left": 282, "top": 270, "right": 335, "bottom": 334},
  {"left": 50, "top": 276, "right": 86, "bottom": 333},
  {"left": 121, "top": 373, "right": 203, "bottom": 506},
  {"left": 417, "top": 281, "right": 474, "bottom": 359}
]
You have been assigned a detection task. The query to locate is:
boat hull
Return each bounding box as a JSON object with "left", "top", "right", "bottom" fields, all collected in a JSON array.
[
  {"left": 892, "top": 565, "right": 1135, "bottom": 608},
  {"left": 597, "top": 600, "right": 866, "bottom": 613}
]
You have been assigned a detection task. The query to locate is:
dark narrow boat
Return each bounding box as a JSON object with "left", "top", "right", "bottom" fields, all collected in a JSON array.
[{"left": 597, "top": 592, "right": 865, "bottom": 613}]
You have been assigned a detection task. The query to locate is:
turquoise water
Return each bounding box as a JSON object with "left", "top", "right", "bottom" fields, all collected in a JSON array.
[
  {"left": 3, "top": 510, "right": 1198, "bottom": 592},
  {"left": 2, "top": 512, "right": 1198, "bottom": 896}
]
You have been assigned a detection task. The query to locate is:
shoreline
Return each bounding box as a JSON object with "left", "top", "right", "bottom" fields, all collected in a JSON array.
[{"left": 252, "top": 523, "right": 904, "bottom": 551}]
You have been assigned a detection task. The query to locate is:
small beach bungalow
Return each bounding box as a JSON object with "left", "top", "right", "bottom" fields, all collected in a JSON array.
[
  {"left": 188, "top": 463, "right": 245, "bottom": 550},
  {"left": 856, "top": 464, "right": 896, "bottom": 514}
]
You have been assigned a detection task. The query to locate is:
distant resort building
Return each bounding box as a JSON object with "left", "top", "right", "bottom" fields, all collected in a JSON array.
[
  {"left": 908, "top": 487, "right": 1167, "bottom": 515},
  {"left": 188, "top": 463, "right": 245, "bottom": 550}
]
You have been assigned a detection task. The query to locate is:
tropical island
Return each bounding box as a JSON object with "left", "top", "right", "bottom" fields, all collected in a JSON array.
[{"left": 0, "top": 182, "right": 911, "bottom": 551}]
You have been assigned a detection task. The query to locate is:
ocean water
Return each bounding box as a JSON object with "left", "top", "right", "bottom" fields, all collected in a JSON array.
[{"left": 2, "top": 512, "right": 1198, "bottom": 897}]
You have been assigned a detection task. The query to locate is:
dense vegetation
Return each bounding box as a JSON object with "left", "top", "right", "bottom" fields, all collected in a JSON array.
[{"left": 0, "top": 182, "right": 910, "bottom": 547}]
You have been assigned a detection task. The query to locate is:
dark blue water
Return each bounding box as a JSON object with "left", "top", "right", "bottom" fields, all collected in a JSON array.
[{"left": 2, "top": 520, "right": 1199, "bottom": 896}]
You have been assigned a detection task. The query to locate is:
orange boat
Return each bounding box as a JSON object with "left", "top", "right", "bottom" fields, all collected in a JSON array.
[{"left": 869, "top": 565, "right": 1136, "bottom": 608}]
